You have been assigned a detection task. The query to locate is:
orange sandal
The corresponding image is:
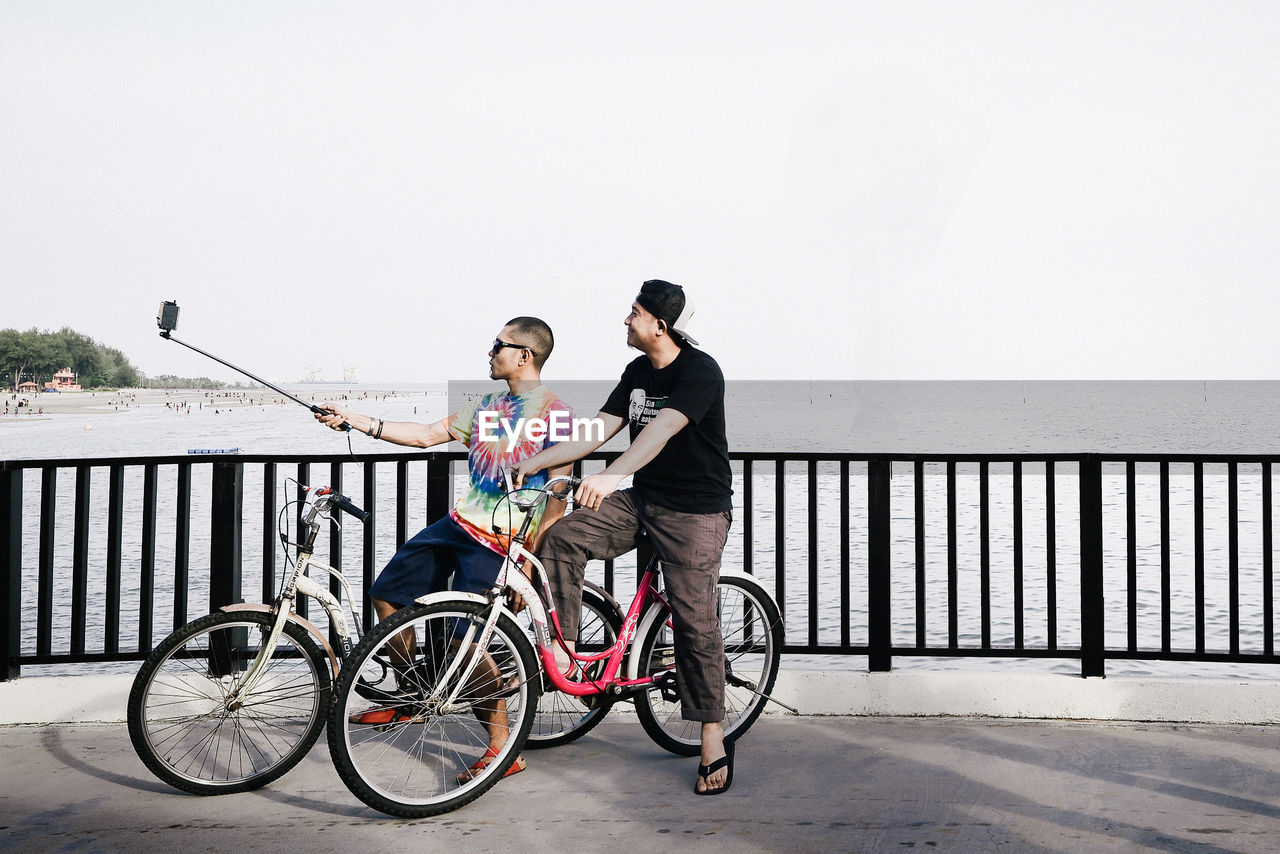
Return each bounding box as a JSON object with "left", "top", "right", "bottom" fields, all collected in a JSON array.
[
  {"left": 456, "top": 745, "right": 527, "bottom": 784},
  {"left": 348, "top": 706, "right": 415, "bottom": 727}
]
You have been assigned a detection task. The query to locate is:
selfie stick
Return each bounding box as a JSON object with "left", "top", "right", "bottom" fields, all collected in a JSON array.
[{"left": 155, "top": 300, "right": 342, "bottom": 424}]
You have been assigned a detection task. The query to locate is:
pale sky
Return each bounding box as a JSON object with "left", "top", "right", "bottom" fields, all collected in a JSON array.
[{"left": 4, "top": 2, "right": 1278, "bottom": 383}]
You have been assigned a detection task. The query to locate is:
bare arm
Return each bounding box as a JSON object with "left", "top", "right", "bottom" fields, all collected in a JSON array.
[
  {"left": 573, "top": 407, "right": 689, "bottom": 510},
  {"left": 511, "top": 411, "right": 626, "bottom": 485},
  {"left": 527, "top": 462, "right": 573, "bottom": 552},
  {"left": 315, "top": 403, "right": 453, "bottom": 448}
]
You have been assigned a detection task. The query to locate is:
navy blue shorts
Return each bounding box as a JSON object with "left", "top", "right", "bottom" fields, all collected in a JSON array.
[{"left": 368, "top": 516, "right": 506, "bottom": 606}]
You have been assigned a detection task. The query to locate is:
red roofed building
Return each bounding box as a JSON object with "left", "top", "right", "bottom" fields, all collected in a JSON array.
[{"left": 45, "top": 368, "right": 82, "bottom": 392}]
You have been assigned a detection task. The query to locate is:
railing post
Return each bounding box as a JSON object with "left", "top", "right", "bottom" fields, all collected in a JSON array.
[
  {"left": 868, "top": 458, "right": 892, "bottom": 672},
  {"left": 294, "top": 463, "right": 309, "bottom": 620},
  {"left": 71, "top": 466, "right": 90, "bottom": 655},
  {"left": 174, "top": 464, "right": 192, "bottom": 629},
  {"left": 140, "top": 464, "right": 157, "bottom": 652},
  {"left": 363, "top": 461, "right": 378, "bottom": 633},
  {"left": 0, "top": 468, "right": 21, "bottom": 681},
  {"left": 329, "top": 461, "right": 345, "bottom": 650},
  {"left": 426, "top": 454, "right": 451, "bottom": 525},
  {"left": 209, "top": 461, "right": 244, "bottom": 610},
  {"left": 37, "top": 468, "right": 55, "bottom": 656},
  {"left": 1079, "top": 456, "right": 1106, "bottom": 677},
  {"left": 105, "top": 464, "right": 124, "bottom": 655}
]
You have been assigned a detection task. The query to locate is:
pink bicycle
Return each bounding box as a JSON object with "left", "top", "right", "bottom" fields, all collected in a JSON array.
[{"left": 326, "top": 474, "right": 785, "bottom": 817}]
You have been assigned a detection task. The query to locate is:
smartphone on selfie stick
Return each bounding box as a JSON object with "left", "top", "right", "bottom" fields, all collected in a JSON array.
[{"left": 156, "top": 300, "right": 348, "bottom": 429}]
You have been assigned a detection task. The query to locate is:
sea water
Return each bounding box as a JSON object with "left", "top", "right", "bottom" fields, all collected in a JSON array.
[{"left": 6, "top": 380, "right": 1280, "bottom": 678}]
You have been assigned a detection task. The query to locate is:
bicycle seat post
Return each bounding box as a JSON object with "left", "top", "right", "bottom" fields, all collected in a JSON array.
[{"left": 634, "top": 528, "right": 657, "bottom": 585}]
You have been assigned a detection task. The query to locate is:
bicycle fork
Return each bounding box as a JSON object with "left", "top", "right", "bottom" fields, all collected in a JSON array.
[
  {"left": 428, "top": 604, "right": 503, "bottom": 715},
  {"left": 220, "top": 551, "right": 332, "bottom": 707},
  {"left": 221, "top": 600, "right": 296, "bottom": 711}
]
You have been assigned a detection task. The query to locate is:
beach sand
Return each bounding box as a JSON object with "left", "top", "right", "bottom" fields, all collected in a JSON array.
[{"left": 0, "top": 387, "right": 404, "bottom": 420}]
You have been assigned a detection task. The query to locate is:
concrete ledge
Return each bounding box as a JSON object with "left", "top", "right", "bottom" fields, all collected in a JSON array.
[
  {"left": 782, "top": 670, "right": 1280, "bottom": 724},
  {"left": 5, "top": 669, "right": 1280, "bottom": 726},
  {"left": 0, "top": 674, "right": 135, "bottom": 725}
]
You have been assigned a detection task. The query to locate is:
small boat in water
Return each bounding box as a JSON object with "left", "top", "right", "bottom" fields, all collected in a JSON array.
[{"left": 186, "top": 448, "right": 242, "bottom": 455}]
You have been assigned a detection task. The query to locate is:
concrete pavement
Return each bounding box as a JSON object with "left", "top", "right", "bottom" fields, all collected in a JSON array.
[{"left": 3, "top": 715, "right": 1280, "bottom": 853}]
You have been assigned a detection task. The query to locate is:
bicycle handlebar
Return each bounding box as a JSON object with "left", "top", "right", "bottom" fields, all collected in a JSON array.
[
  {"left": 500, "top": 470, "right": 581, "bottom": 511},
  {"left": 332, "top": 493, "right": 371, "bottom": 523},
  {"left": 313, "top": 486, "right": 371, "bottom": 523}
]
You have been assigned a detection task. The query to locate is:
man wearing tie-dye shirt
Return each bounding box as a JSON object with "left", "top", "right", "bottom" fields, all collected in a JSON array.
[
  {"left": 315, "top": 316, "right": 571, "bottom": 779},
  {"left": 445, "top": 383, "right": 573, "bottom": 555}
]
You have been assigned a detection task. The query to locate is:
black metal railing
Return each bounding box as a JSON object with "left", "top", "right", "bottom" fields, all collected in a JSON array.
[{"left": 4, "top": 451, "right": 1280, "bottom": 680}]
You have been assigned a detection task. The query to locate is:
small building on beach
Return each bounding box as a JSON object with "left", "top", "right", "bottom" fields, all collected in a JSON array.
[{"left": 44, "top": 368, "right": 82, "bottom": 392}]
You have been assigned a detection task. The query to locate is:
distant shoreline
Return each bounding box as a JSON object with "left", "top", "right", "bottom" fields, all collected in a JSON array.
[{"left": 0, "top": 387, "right": 414, "bottom": 420}]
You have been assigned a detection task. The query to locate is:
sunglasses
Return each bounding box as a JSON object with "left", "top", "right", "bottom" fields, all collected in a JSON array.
[{"left": 491, "top": 339, "right": 538, "bottom": 357}]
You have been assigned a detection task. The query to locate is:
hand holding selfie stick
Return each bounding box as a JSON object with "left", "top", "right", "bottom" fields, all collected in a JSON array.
[{"left": 156, "top": 300, "right": 350, "bottom": 430}]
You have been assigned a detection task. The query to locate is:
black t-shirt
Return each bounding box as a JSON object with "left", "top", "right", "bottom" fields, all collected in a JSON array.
[{"left": 601, "top": 346, "right": 732, "bottom": 513}]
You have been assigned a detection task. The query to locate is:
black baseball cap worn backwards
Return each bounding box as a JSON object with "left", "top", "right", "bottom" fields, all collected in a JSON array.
[{"left": 635, "top": 279, "right": 699, "bottom": 346}]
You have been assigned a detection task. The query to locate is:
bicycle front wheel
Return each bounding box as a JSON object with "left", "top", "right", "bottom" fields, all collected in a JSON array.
[
  {"left": 328, "top": 599, "right": 541, "bottom": 818},
  {"left": 127, "top": 609, "right": 331, "bottom": 795},
  {"left": 633, "top": 574, "right": 783, "bottom": 756}
]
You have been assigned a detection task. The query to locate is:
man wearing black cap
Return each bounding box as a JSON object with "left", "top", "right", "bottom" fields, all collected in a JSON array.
[{"left": 513, "top": 279, "right": 736, "bottom": 795}]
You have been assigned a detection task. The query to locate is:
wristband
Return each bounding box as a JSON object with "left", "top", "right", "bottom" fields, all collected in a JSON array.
[{"left": 373, "top": 418, "right": 385, "bottom": 440}]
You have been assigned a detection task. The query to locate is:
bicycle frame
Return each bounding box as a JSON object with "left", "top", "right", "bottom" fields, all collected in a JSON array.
[
  {"left": 412, "top": 472, "right": 780, "bottom": 715},
  {"left": 414, "top": 536, "right": 668, "bottom": 711},
  {"left": 222, "top": 486, "right": 366, "bottom": 701}
]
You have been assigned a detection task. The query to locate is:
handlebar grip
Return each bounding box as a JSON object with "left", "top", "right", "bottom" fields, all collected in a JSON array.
[
  {"left": 555, "top": 476, "right": 583, "bottom": 499},
  {"left": 333, "top": 494, "right": 370, "bottom": 522}
]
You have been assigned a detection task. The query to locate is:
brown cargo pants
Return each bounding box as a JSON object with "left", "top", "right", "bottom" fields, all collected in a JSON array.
[{"left": 535, "top": 489, "right": 732, "bottom": 722}]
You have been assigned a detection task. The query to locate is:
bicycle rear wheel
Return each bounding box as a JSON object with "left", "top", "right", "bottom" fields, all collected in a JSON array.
[
  {"left": 127, "top": 609, "right": 331, "bottom": 795},
  {"left": 633, "top": 574, "right": 783, "bottom": 756},
  {"left": 328, "top": 599, "right": 540, "bottom": 818},
  {"left": 525, "top": 585, "right": 622, "bottom": 748}
]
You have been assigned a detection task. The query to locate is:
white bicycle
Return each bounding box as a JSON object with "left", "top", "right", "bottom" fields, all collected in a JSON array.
[{"left": 127, "top": 483, "right": 370, "bottom": 795}]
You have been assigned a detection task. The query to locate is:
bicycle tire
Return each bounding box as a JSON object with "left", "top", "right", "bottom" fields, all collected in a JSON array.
[
  {"left": 127, "top": 609, "right": 331, "bottom": 795},
  {"left": 525, "top": 586, "right": 622, "bottom": 748},
  {"left": 633, "top": 574, "right": 783, "bottom": 756},
  {"left": 328, "top": 598, "right": 541, "bottom": 818}
]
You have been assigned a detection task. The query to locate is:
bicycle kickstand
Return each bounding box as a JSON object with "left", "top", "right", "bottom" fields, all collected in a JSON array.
[{"left": 725, "top": 670, "right": 800, "bottom": 714}]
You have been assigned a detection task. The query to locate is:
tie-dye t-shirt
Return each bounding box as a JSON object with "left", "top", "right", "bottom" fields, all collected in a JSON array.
[{"left": 445, "top": 384, "right": 573, "bottom": 554}]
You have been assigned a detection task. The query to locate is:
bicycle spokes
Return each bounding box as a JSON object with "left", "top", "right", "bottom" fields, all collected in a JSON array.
[{"left": 328, "top": 601, "right": 541, "bottom": 818}]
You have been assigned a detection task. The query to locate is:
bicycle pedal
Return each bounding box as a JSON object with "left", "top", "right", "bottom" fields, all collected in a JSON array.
[{"left": 654, "top": 671, "right": 680, "bottom": 704}]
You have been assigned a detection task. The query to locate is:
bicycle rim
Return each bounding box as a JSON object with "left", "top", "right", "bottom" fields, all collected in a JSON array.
[
  {"left": 328, "top": 600, "right": 540, "bottom": 818},
  {"left": 526, "top": 588, "right": 621, "bottom": 748},
  {"left": 634, "top": 576, "right": 783, "bottom": 756},
  {"left": 127, "top": 611, "right": 329, "bottom": 794}
]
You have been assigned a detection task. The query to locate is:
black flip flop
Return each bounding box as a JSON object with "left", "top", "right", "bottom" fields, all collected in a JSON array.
[{"left": 694, "top": 739, "right": 735, "bottom": 796}]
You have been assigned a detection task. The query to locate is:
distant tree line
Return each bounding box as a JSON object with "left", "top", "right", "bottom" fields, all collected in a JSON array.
[
  {"left": 145, "top": 375, "right": 245, "bottom": 390},
  {"left": 0, "top": 327, "right": 236, "bottom": 391}
]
